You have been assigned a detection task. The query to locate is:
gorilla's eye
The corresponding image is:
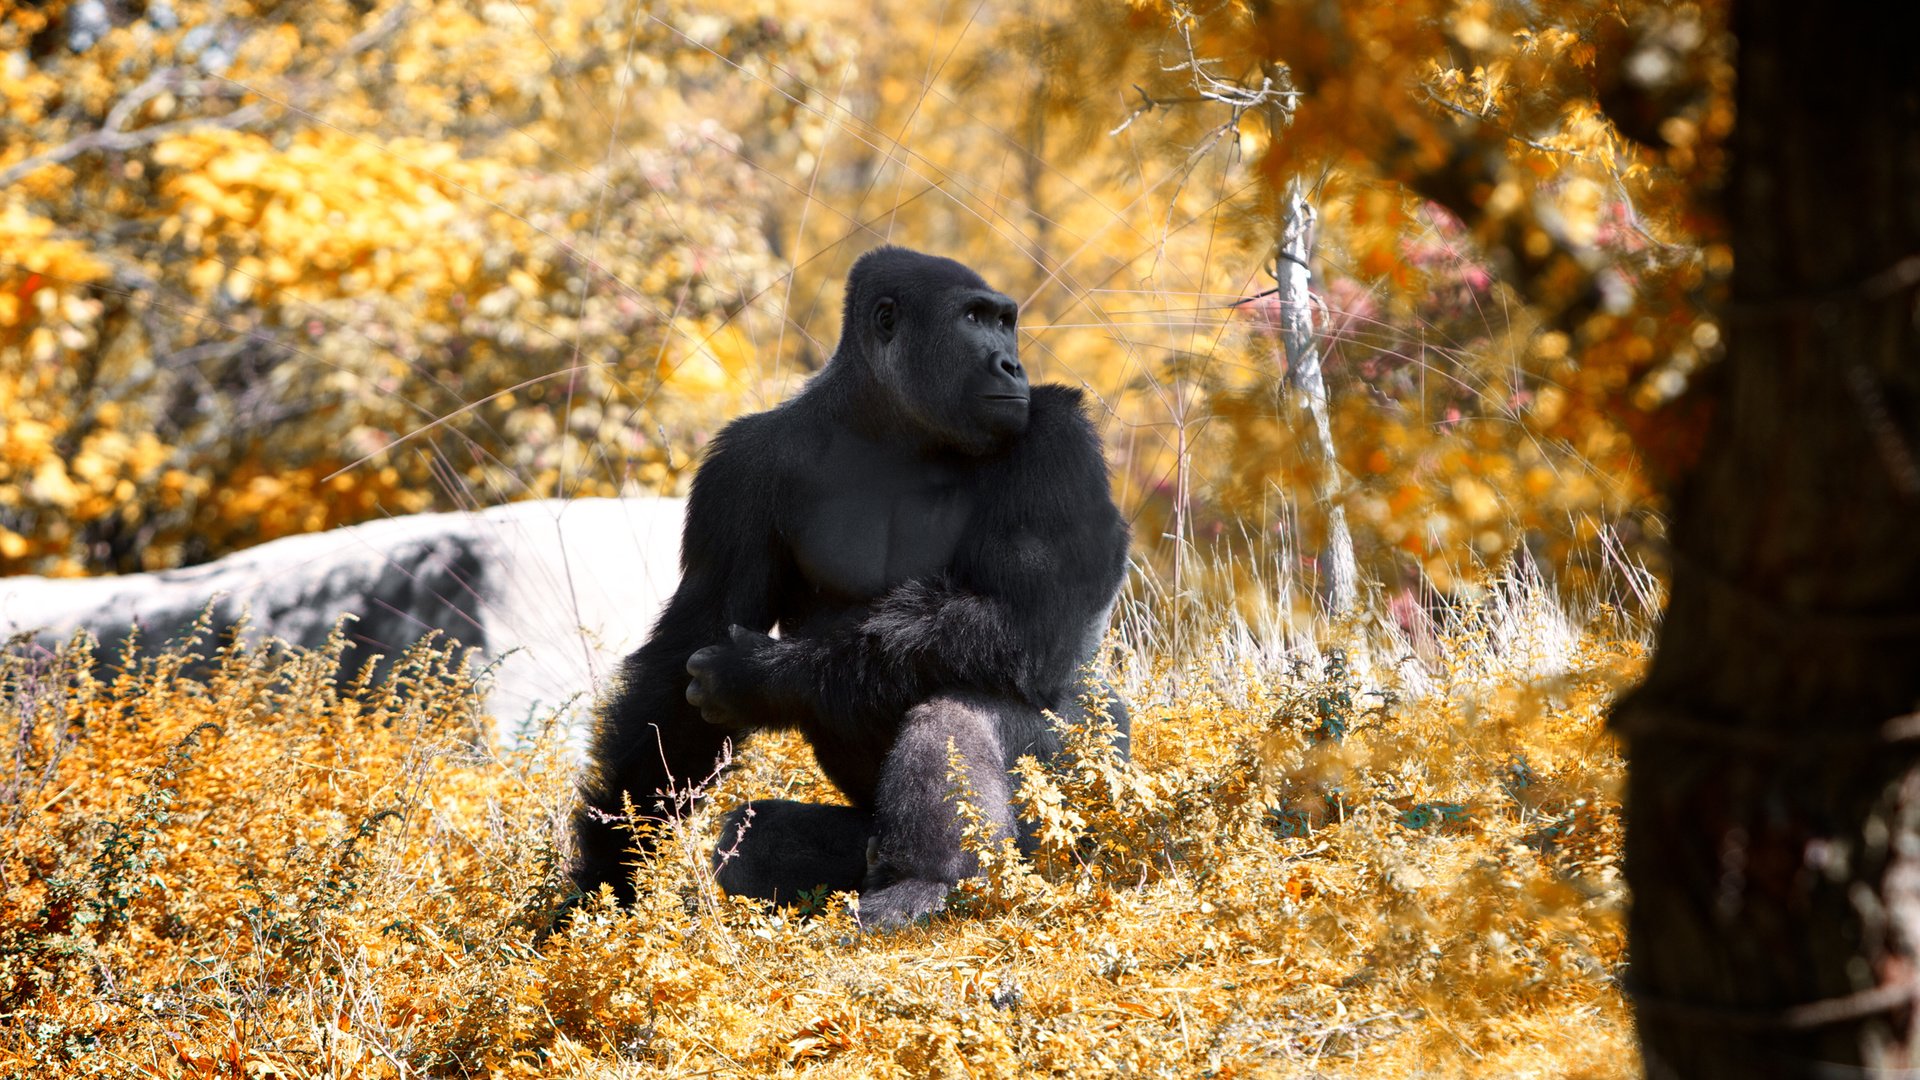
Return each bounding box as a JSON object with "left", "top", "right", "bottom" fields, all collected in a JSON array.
[
  {"left": 965, "top": 308, "right": 980, "bottom": 323},
  {"left": 1000, "top": 313, "right": 1016, "bottom": 329}
]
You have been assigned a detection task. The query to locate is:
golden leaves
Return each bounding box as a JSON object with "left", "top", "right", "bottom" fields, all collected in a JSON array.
[
  {"left": 1, "top": 207, "right": 104, "bottom": 276},
  {"left": 157, "top": 127, "right": 510, "bottom": 305},
  {"left": 657, "top": 317, "right": 758, "bottom": 399},
  {"left": 26, "top": 459, "right": 82, "bottom": 510},
  {"left": 0, "top": 588, "right": 1639, "bottom": 1075},
  {"left": 780, "top": 1009, "right": 864, "bottom": 1064},
  {"left": 1451, "top": 474, "right": 1501, "bottom": 525},
  {"left": 0, "top": 0, "right": 823, "bottom": 574}
]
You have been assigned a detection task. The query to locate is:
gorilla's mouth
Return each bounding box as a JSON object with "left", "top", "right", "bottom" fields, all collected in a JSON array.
[{"left": 979, "top": 394, "right": 1029, "bottom": 403}]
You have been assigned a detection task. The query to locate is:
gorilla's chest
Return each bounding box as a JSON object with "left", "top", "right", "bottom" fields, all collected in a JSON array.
[{"left": 788, "top": 440, "right": 976, "bottom": 599}]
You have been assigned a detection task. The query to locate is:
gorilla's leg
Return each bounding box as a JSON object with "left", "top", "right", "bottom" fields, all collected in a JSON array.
[
  {"left": 858, "top": 693, "right": 1020, "bottom": 932},
  {"left": 574, "top": 706, "right": 735, "bottom": 905},
  {"left": 710, "top": 800, "right": 871, "bottom": 905}
]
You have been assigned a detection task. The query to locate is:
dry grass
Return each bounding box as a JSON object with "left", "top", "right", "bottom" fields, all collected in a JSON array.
[{"left": 2, "top": 574, "right": 1643, "bottom": 1078}]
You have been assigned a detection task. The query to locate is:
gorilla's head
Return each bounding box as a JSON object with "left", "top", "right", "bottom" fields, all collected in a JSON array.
[{"left": 841, "top": 246, "right": 1030, "bottom": 455}]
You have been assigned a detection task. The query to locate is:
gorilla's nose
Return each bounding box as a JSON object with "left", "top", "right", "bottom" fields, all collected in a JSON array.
[{"left": 996, "top": 354, "right": 1025, "bottom": 380}]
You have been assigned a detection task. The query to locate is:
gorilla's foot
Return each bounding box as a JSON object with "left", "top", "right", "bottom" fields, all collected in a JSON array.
[
  {"left": 710, "top": 799, "right": 870, "bottom": 906},
  {"left": 855, "top": 878, "right": 952, "bottom": 932}
]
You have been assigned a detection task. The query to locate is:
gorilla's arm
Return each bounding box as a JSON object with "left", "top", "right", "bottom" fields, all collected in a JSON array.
[
  {"left": 572, "top": 420, "right": 779, "bottom": 901},
  {"left": 699, "top": 576, "right": 1030, "bottom": 724},
  {"left": 692, "top": 388, "right": 1126, "bottom": 740}
]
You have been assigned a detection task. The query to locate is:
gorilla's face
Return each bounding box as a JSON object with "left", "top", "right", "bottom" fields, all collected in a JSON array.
[{"left": 855, "top": 249, "right": 1030, "bottom": 455}]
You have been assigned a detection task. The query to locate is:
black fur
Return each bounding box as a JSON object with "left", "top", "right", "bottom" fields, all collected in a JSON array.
[{"left": 572, "top": 246, "right": 1130, "bottom": 929}]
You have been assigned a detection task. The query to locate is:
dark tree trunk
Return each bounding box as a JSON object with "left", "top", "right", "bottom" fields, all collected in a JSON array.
[{"left": 1616, "top": 3, "right": 1920, "bottom": 1077}]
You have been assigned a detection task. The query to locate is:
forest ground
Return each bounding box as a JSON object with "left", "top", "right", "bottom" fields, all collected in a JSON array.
[{"left": 2, "top": 554, "right": 1644, "bottom": 1079}]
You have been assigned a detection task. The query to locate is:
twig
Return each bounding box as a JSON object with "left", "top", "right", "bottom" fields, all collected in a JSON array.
[
  {"left": 1421, "top": 87, "right": 1581, "bottom": 159},
  {"left": 0, "top": 99, "right": 272, "bottom": 189},
  {"left": 0, "top": 2, "right": 413, "bottom": 190}
]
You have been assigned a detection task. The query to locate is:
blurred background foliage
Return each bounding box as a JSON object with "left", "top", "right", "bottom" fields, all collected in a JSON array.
[
  {"left": 0, "top": 3, "right": 1746, "bottom": 1073},
  {"left": 1, "top": 0, "right": 1727, "bottom": 616}
]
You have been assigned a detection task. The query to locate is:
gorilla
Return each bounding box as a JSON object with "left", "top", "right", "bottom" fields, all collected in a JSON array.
[{"left": 571, "top": 246, "right": 1130, "bottom": 931}]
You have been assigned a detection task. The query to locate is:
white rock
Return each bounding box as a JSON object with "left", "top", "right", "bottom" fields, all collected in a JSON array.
[{"left": 0, "top": 498, "right": 685, "bottom": 743}]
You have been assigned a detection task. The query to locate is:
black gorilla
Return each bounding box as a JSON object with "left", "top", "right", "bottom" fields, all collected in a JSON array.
[{"left": 572, "top": 246, "right": 1130, "bottom": 930}]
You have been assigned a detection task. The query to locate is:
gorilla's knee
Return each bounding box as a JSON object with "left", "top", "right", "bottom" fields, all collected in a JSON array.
[
  {"left": 880, "top": 697, "right": 1015, "bottom": 852},
  {"left": 711, "top": 800, "right": 870, "bottom": 906}
]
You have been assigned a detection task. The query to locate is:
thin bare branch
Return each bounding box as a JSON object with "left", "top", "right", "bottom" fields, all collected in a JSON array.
[{"left": 0, "top": 1, "right": 412, "bottom": 190}]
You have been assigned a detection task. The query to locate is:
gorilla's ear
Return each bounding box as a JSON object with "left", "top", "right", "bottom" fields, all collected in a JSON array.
[{"left": 871, "top": 296, "right": 898, "bottom": 344}]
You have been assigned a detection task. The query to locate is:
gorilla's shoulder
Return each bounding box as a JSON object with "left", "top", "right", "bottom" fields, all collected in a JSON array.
[
  {"left": 688, "top": 410, "right": 793, "bottom": 499},
  {"left": 708, "top": 408, "right": 779, "bottom": 450},
  {"left": 701, "top": 406, "right": 816, "bottom": 475}
]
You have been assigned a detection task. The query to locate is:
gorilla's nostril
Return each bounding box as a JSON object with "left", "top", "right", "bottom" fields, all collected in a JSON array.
[{"left": 998, "top": 355, "right": 1024, "bottom": 379}]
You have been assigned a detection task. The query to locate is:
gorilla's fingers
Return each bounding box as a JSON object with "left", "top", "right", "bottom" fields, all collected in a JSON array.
[
  {"left": 685, "top": 643, "right": 757, "bottom": 728},
  {"left": 686, "top": 643, "right": 723, "bottom": 677},
  {"left": 727, "top": 624, "right": 773, "bottom": 650},
  {"left": 684, "top": 646, "right": 715, "bottom": 706}
]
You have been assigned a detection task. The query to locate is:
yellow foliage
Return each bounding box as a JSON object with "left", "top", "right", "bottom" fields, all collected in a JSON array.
[
  {"left": 0, "top": 4, "right": 1710, "bottom": 1059},
  {"left": 1, "top": 0, "right": 1704, "bottom": 591},
  {"left": 0, "top": 584, "right": 1639, "bottom": 1077},
  {"left": 0, "top": 0, "right": 832, "bottom": 573}
]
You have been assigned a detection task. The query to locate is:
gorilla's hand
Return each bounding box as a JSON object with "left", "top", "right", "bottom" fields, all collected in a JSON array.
[{"left": 686, "top": 625, "right": 777, "bottom": 729}]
